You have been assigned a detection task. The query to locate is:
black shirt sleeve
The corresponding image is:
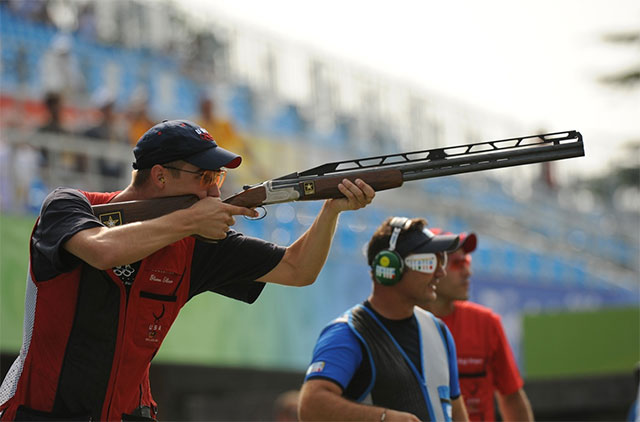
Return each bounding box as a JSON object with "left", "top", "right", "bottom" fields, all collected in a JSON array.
[
  {"left": 189, "top": 230, "right": 286, "bottom": 303},
  {"left": 31, "top": 188, "right": 104, "bottom": 281}
]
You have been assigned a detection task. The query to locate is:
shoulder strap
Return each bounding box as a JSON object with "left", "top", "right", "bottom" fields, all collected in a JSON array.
[{"left": 435, "top": 318, "right": 451, "bottom": 358}]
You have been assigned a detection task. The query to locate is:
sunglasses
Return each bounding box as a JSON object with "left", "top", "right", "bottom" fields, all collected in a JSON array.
[
  {"left": 163, "top": 166, "right": 227, "bottom": 188},
  {"left": 448, "top": 254, "right": 472, "bottom": 270},
  {"left": 404, "top": 252, "right": 448, "bottom": 274}
]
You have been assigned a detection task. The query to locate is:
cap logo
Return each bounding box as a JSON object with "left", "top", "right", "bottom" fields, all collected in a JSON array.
[{"left": 195, "top": 127, "right": 214, "bottom": 142}]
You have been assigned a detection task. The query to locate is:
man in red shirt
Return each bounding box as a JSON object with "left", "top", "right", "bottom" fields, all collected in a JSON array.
[{"left": 422, "top": 230, "right": 534, "bottom": 422}]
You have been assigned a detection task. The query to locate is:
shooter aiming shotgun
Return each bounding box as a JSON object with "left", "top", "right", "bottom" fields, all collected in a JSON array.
[{"left": 93, "top": 130, "right": 584, "bottom": 233}]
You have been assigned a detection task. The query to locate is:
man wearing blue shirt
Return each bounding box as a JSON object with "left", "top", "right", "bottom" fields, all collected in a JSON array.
[{"left": 299, "top": 217, "right": 469, "bottom": 422}]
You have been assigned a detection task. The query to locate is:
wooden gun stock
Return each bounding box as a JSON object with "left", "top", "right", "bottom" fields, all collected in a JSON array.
[
  {"left": 92, "top": 195, "right": 220, "bottom": 243},
  {"left": 223, "top": 185, "right": 267, "bottom": 207},
  {"left": 294, "top": 169, "right": 404, "bottom": 200},
  {"left": 90, "top": 189, "right": 271, "bottom": 243},
  {"left": 92, "top": 195, "right": 199, "bottom": 226}
]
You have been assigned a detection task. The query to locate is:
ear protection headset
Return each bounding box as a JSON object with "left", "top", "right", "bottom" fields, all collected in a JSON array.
[{"left": 371, "top": 217, "right": 412, "bottom": 285}]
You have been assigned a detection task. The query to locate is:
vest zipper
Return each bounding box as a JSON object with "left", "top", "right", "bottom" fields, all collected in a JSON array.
[{"left": 104, "top": 272, "right": 133, "bottom": 420}]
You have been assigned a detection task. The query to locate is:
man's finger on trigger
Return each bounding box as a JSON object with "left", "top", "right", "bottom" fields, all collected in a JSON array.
[{"left": 226, "top": 204, "right": 257, "bottom": 217}]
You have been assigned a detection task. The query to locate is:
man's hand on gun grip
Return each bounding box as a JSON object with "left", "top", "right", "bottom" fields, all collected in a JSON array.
[{"left": 190, "top": 197, "right": 258, "bottom": 239}]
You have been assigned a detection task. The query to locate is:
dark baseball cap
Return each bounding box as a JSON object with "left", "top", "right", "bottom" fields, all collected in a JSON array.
[
  {"left": 430, "top": 228, "right": 477, "bottom": 253},
  {"left": 132, "top": 120, "right": 242, "bottom": 170},
  {"left": 395, "top": 228, "right": 460, "bottom": 258}
]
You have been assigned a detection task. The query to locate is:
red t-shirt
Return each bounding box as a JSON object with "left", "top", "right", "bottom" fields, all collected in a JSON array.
[{"left": 440, "top": 301, "right": 523, "bottom": 422}]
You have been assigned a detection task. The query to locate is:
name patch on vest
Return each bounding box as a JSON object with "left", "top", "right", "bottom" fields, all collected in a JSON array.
[{"left": 149, "top": 274, "right": 175, "bottom": 284}]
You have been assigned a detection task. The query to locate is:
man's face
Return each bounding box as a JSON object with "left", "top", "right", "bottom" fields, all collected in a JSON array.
[
  {"left": 162, "top": 162, "right": 223, "bottom": 199},
  {"left": 399, "top": 252, "right": 447, "bottom": 304},
  {"left": 435, "top": 248, "right": 472, "bottom": 301}
]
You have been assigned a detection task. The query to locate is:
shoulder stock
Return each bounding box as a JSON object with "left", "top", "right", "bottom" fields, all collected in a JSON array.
[{"left": 92, "top": 195, "right": 199, "bottom": 225}]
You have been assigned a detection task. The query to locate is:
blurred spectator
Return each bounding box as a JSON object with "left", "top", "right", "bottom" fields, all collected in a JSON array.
[
  {"left": 40, "top": 33, "right": 85, "bottom": 102},
  {"left": 83, "top": 89, "right": 127, "bottom": 190},
  {"left": 196, "top": 95, "right": 242, "bottom": 152},
  {"left": 6, "top": 0, "right": 50, "bottom": 24},
  {"left": 38, "top": 91, "right": 84, "bottom": 172},
  {"left": 76, "top": 2, "right": 97, "bottom": 41},
  {"left": 12, "top": 143, "right": 41, "bottom": 213},
  {"left": 14, "top": 45, "right": 30, "bottom": 89},
  {"left": 182, "top": 33, "right": 222, "bottom": 83},
  {"left": 37, "top": 91, "right": 64, "bottom": 167},
  {"left": 273, "top": 390, "right": 300, "bottom": 422},
  {"left": 38, "top": 92, "right": 67, "bottom": 134},
  {"left": 540, "top": 160, "right": 555, "bottom": 190},
  {"left": 126, "top": 88, "right": 155, "bottom": 146},
  {"left": 195, "top": 95, "right": 265, "bottom": 191},
  {"left": 533, "top": 129, "right": 557, "bottom": 192}
]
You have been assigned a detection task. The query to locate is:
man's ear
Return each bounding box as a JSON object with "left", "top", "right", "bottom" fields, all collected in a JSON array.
[{"left": 150, "top": 164, "right": 166, "bottom": 188}]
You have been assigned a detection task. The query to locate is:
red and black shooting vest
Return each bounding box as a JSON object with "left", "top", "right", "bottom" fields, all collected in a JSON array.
[{"left": 0, "top": 192, "right": 194, "bottom": 421}]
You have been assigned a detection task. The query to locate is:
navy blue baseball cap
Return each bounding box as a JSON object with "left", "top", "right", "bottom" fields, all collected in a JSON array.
[
  {"left": 132, "top": 120, "right": 242, "bottom": 170},
  {"left": 396, "top": 228, "right": 460, "bottom": 258}
]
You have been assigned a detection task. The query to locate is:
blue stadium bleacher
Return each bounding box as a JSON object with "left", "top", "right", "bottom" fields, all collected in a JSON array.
[
  {"left": 267, "top": 103, "right": 306, "bottom": 138},
  {"left": 227, "top": 84, "right": 255, "bottom": 130}
]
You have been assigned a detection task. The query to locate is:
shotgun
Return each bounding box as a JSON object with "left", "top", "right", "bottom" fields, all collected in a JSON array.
[{"left": 92, "top": 130, "right": 584, "bottom": 229}]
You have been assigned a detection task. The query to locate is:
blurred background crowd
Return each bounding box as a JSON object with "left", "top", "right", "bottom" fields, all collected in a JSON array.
[{"left": 0, "top": 0, "right": 638, "bottom": 420}]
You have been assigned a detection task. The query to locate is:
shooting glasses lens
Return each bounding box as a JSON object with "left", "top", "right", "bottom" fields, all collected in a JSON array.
[
  {"left": 448, "top": 254, "right": 472, "bottom": 270},
  {"left": 200, "top": 169, "right": 226, "bottom": 189},
  {"left": 163, "top": 166, "right": 226, "bottom": 188},
  {"left": 404, "top": 252, "right": 447, "bottom": 274}
]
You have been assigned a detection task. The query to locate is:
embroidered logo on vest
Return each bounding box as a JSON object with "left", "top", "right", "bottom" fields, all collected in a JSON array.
[
  {"left": 147, "top": 305, "right": 165, "bottom": 343},
  {"left": 99, "top": 211, "right": 122, "bottom": 227}
]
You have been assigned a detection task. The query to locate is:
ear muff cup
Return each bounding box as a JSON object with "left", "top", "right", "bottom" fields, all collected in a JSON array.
[
  {"left": 372, "top": 249, "right": 404, "bottom": 286},
  {"left": 370, "top": 216, "right": 411, "bottom": 286}
]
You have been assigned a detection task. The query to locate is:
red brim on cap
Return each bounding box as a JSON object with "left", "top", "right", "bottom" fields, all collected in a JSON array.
[
  {"left": 458, "top": 232, "right": 477, "bottom": 253},
  {"left": 185, "top": 145, "right": 242, "bottom": 170},
  {"left": 430, "top": 228, "right": 477, "bottom": 253}
]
